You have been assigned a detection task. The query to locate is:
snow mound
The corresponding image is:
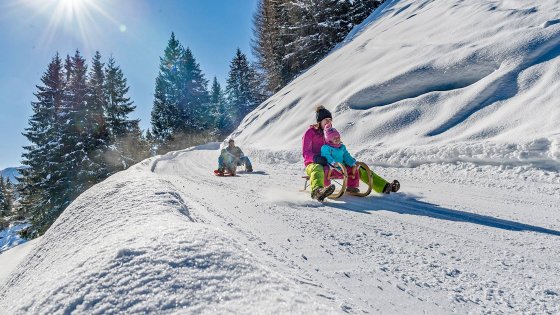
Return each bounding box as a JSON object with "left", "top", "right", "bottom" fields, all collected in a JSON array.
[
  {"left": 0, "top": 161, "right": 332, "bottom": 314},
  {"left": 231, "top": 0, "right": 560, "bottom": 171}
]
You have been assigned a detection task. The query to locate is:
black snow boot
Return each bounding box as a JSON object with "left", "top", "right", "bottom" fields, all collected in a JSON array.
[
  {"left": 383, "top": 180, "right": 400, "bottom": 194},
  {"left": 312, "top": 184, "right": 336, "bottom": 201}
]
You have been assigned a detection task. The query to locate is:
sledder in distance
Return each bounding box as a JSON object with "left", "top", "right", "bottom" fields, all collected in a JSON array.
[{"left": 214, "top": 139, "right": 253, "bottom": 176}]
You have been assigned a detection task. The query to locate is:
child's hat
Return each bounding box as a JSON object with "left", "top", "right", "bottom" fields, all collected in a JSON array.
[{"left": 324, "top": 123, "right": 340, "bottom": 144}]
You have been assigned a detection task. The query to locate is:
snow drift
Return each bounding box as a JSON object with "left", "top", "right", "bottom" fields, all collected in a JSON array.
[
  {"left": 2, "top": 0, "right": 560, "bottom": 314},
  {"left": 231, "top": 0, "right": 560, "bottom": 171},
  {"left": 0, "top": 159, "right": 333, "bottom": 314}
]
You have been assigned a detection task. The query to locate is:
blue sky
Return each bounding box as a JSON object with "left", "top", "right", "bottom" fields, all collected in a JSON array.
[{"left": 0, "top": 0, "right": 257, "bottom": 169}]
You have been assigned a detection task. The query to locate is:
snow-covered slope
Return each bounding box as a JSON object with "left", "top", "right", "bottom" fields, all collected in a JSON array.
[
  {"left": 3, "top": 144, "right": 559, "bottom": 313},
  {"left": 0, "top": 156, "right": 334, "bottom": 314},
  {"left": 232, "top": 0, "right": 560, "bottom": 170},
  {"left": 1, "top": 0, "right": 560, "bottom": 313}
]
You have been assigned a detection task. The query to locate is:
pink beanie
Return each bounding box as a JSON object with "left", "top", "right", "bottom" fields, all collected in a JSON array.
[{"left": 324, "top": 123, "right": 341, "bottom": 145}]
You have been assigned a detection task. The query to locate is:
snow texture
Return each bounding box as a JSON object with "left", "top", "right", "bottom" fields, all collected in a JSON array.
[
  {"left": 0, "top": 237, "right": 40, "bottom": 284},
  {"left": 0, "top": 161, "right": 334, "bottom": 314},
  {"left": 1, "top": 0, "right": 560, "bottom": 313},
  {"left": 231, "top": 0, "right": 560, "bottom": 172}
]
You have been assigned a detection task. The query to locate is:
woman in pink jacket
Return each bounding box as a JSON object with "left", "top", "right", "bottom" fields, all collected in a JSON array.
[
  {"left": 302, "top": 106, "right": 336, "bottom": 200},
  {"left": 302, "top": 106, "right": 399, "bottom": 201}
]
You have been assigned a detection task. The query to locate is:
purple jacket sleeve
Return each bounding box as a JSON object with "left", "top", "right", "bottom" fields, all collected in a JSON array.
[{"left": 302, "top": 128, "right": 315, "bottom": 166}]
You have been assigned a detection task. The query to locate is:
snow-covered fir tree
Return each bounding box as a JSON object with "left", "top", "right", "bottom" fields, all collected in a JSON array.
[
  {"left": 19, "top": 51, "right": 143, "bottom": 237},
  {"left": 150, "top": 33, "right": 211, "bottom": 154},
  {"left": 62, "top": 51, "right": 101, "bottom": 196},
  {"left": 19, "top": 54, "right": 65, "bottom": 235},
  {"left": 252, "top": 0, "right": 286, "bottom": 93},
  {"left": 209, "top": 77, "right": 230, "bottom": 139},
  {"left": 225, "top": 49, "right": 261, "bottom": 128},
  {"left": 252, "top": 0, "right": 383, "bottom": 93},
  {"left": 104, "top": 56, "right": 149, "bottom": 170},
  {"left": 86, "top": 51, "right": 112, "bottom": 179},
  {"left": 0, "top": 179, "right": 8, "bottom": 229},
  {"left": 0, "top": 178, "right": 12, "bottom": 219}
]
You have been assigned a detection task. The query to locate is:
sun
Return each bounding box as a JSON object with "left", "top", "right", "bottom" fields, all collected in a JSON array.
[
  {"left": 59, "top": 0, "right": 89, "bottom": 17},
  {"left": 16, "top": 0, "right": 121, "bottom": 50}
]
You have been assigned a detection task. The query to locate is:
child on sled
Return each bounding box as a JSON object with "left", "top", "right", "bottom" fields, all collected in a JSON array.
[{"left": 321, "top": 123, "right": 399, "bottom": 194}]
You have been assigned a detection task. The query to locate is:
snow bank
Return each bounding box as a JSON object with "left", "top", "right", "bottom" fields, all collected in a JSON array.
[
  {"left": 231, "top": 0, "right": 560, "bottom": 171},
  {"left": 0, "top": 160, "right": 332, "bottom": 314},
  {"left": 0, "top": 237, "right": 40, "bottom": 285}
]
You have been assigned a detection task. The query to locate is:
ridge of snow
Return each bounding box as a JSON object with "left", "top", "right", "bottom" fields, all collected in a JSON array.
[
  {"left": 231, "top": 0, "right": 560, "bottom": 171},
  {"left": 0, "top": 159, "right": 333, "bottom": 314},
  {"left": 2, "top": 0, "right": 560, "bottom": 313}
]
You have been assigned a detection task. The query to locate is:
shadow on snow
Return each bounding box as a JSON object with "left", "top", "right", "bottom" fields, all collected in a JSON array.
[{"left": 327, "top": 193, "right": 560, "bottom": 236}]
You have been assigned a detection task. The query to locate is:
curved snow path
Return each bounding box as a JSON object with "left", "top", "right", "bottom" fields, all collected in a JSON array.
[{"left": 152, "top": 145, "right": 560, "bottom": 314}]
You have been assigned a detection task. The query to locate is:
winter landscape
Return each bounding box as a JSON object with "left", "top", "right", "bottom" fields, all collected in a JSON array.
[{"left": 1, "top": 0, "right": 560, "bottom": 314}]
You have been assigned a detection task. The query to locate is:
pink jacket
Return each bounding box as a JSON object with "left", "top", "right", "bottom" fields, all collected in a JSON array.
[{"left": 302, "top": 125, "right": 325, "bottom": 166}]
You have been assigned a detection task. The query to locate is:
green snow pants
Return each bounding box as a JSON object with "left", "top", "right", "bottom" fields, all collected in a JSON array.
[
  {"left": 305, "top": 163, "right": 325, "bottom": 194},
  {"left": 306, "top": 163, "right": 388, "bottom": 194},
  {"left": 359, "top": 165, "right": 388, "bottom": 194}
]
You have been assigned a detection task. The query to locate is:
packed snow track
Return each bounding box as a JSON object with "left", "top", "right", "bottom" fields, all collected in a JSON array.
[{"left": 150, "top": 144, "right": 560, "bottom": 314}]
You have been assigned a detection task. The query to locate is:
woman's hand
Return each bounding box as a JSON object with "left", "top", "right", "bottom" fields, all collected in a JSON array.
[{"left": 313, "top": 155, "right": 328, "bottom": 166}]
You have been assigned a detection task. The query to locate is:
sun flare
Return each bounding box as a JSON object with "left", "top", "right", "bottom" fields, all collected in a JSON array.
[
  {"left": 18, "top": 0, "right": 121, "bottom": 51},
  {"left": 60, "top": 0, "right": 88, "bottom": 17}
]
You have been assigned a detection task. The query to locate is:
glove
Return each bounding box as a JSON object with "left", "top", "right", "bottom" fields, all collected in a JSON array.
[{"left": 313, "top": 155, "right": 328, "bottom": 166}]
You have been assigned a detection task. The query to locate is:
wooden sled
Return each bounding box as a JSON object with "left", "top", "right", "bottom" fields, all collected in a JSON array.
[{"left": 301, "top": 162, "right": 373, "bottom": 199}]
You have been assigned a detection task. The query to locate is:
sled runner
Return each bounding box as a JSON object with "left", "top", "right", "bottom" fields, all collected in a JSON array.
[
  {"left": 302, "top": 162, "right": 373, "bottom": 199},
  {"left": 214, "top": 162, "right": 257, "bottom": 176}
]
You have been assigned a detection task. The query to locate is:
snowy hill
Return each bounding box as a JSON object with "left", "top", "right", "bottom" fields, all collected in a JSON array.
[
  {"left": 232, "top": 0, "right": 560, "bottom": 171},
  {"left": 1, "top": 0, "right": 560, "bottom": 313}
]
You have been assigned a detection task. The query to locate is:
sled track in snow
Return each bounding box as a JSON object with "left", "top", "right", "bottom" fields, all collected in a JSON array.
[{"left": 150, "top": 146, "right": 560, "bottom": 314}]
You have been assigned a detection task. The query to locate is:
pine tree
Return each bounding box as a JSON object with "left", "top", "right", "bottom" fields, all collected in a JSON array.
[
  {"left": 20, "top": 51, "right": 143, "bottom": 237},
  {"left": 64, "top": 51, "right": 92, "bottom": 191},
  {"left": 0, "top": 179, "right": 8, "bottom": 229},
  {"left": 252, "top": 0, "right": 383, "bottom": 93},
  {"left": 19, "top": 54, "right": 65, "bottom": 235},
  {"left": 105, "top": 56, "right": 148, "bottom": 169},
  {"left": 150, "top": 33, "right": 211, "bottom": 153},
  {"left": 0, "top": 178, "right": 9, "bottom": 218},
  {"left": 347, "top": 0, "right": 382, "bottom": 28},
  {"left": 86, "top": 51, "right": 112, "bottom": 178},
  {"left": 178, "top": 47, "right": 210, "bottom": 137},
  {"left": 252, "top": 0, "right": 288, "bottom": 93},
  {"left": 151, "top": 33, "right": 185, "bottom": 152},
  {"left": 209, "top": 77, "right": 229, "bottom": 138},
  {"left": 225, "top": 49, "right": 260, "bottom": 127},
  {"left": 3, "top": 179, "right": 14, "bottom": 216}
]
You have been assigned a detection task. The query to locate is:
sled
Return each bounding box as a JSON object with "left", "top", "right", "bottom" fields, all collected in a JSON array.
[
  {"left": 213, "top": 169, "right": 236, "bottom": 176},
  {"left": 301, "top": 162, "right": 373, "bottom": 199}
]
